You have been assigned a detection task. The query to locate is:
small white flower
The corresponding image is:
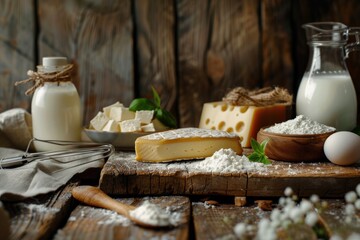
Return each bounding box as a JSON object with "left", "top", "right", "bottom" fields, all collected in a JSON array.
[
  {"left": 270, "top": 208, "right": 281, "bottom": 221},
  {"left": 356, "top": 184, "right": 360, "bottom": 197},
  {"left": 285, "top": 198, "right": 296, "bottom": 208},
  {"left": 345, "top": 203, "right": 356, "bottom": 216},
  {"left": 284, "top": 187, "right": 293, "bottom": 197},
  {"left": 305, "top": 211, "right": 318, "bottom": 227},
  {"left": 270, "top": 219, "right": 281, "bottom": 228},
  {"left": 300, "top": 200, "right": 313, "bottom": 214},
  {"left": 283, "top": 205, "right": 294, "bottom": 216},
  {"left": 329, "top": 234, "right": 343, "bottom": 240},
  {"left": 256, "top": 219, "right": 277, "bottom": 240},
  {"left": 289, "top": 207, "right": 303, "bottom": 223},
  {"left": 345, "top": 215, "right": 353, "bottom": 224},
  {"left": 345, "top": 191, "right": 357, "bottom": 203},
  {"left": 258, "top": 218, "right": 270, "bottom": 230},
  {"left": 279, "top": 197, "right": 286, "bottom": 206},
  {"left": 310, "top": 194, "right": 320, "bottom": 203},
  {"left": 347, "top": 233, "right": 360, "bottom": 240},
  {"left": 282, "top": 219, "right": 292, "bottom": 228},
  {"left": 234, "top": 223, "right": 247, "bottom": 238},
  {"left": 355, "top": 199, "right": 360, "bottom": 210}
]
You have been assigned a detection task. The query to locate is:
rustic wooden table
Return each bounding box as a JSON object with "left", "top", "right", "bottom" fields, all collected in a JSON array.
[{"left": 3, "top": 152, "right": 360, "bottom": 240}]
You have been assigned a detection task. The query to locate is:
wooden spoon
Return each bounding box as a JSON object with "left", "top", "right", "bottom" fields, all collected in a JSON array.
[{"left": 72, "top": 185, "right": 171, "bottom": 228}]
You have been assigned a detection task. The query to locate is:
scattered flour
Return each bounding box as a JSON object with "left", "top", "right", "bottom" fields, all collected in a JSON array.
[
  {"left": 22, "top": 203, "right": 59, "bottom": 213},
  {"left": 97, "top": 209, "right": 131, "bottom": 226},
  {"left": 264, "top": 115, "right": 336, "bottom": 134},
  {"left": 129, "top": 200, "right": 182, "bottom": 227},
  {"left": 188, "top": 148, "right": 267, "bottom": 173}
]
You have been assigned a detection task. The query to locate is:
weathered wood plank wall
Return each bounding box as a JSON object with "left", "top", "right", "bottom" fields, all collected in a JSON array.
[{"left": 1, "top": 0, "right": 359, "bottom": 127}]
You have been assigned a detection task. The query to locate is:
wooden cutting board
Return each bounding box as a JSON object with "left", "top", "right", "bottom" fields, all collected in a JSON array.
[{"left": 99, "top": 151, "right": 360, "bottom": 198}]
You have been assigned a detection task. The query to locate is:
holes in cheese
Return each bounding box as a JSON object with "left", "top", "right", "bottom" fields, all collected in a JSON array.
[
  {"left": 199, "top": 102, "right": 290, "bottom": 147},
  {"left": 135, "top": 128, "right": 242, "bottom": 162}
]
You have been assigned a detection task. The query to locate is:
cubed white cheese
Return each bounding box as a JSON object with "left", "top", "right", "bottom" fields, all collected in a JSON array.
[
  {"left": 109, "top": 107, "right": 135, "bottom": 122},
  {"left": 120, "top": 119, "right": 141, "bottom": 132},
  {"left": 102, "top": 119, "right": 120, "bottom": 132},
  {"left": 141, "top": 123, "right": 156, "bottom": 132},
  {"left": 90, "top": 112, "right": 109, "bottom": 131},
  {"left": 135, "top": 110, "right": 154, "bottom": 124},
  {"left": 103, "top": 101, "right": 124, "bottom": 117}
]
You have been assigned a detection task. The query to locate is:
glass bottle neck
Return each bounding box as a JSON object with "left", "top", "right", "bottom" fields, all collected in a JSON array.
[{"left": 305, "top": 45, "right": 349, "bottom": 75}]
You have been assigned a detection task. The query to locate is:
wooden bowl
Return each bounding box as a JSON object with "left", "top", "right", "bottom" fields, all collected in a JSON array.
[{"left": 257, "top": 128, "right": 335, "bottom": 162}]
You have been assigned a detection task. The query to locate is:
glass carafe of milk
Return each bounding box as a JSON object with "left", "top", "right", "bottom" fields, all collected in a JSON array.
[
  {"left": 296, "top": 22, "right": 360, "bottom": 131},
  {"left": 32, "top": 57, "right": 82, "bottom": 151}
]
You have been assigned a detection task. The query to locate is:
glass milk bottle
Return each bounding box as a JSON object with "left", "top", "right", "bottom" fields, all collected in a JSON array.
[
  {"left": 296, "top": 22, "right": 360, "bottom": 131},
  {"left": 32, "top": 57, "right": 82, "bottom": 151}
]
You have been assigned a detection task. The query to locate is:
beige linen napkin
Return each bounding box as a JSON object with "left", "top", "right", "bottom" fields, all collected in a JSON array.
[
  {"left": 0, "top": 108, "right": 33, "bottom": 150},
  {"left": 0, "top": 147, "right": 104, "bottom": 201},
  {"left": 0, "top": 108, "right": 106, "bottom": 201}
]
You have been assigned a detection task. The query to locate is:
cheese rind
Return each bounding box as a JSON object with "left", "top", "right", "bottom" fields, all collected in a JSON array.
[
  {"left": 199, "top": 102, "right": 289, "bottom": 147},
  {"left": 135, "top": 128, "right": 242, "bottom": 162}
]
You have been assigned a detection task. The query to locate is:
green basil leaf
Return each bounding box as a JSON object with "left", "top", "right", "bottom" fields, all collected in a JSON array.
[
  {"left": 260, "top": 138, "right": 270, "bottom": 152},
  {"left": 129, "top": 98, "right": 157, "bottom": 111},
  {"left": 250, "top": 138, "right": 262, "bottom": 153},
  {"left": 248, "top": 152, "right": 261, "bottom": 162},
  {"left": 259, "top": 156, "right": 271, "bottom": 165},
  {"left": 248, "top": 138, "right": 271, "bottom": 164},
  {"left": 155, "top": 108, "right": 177, "bottom": 128},
  {"left": 152, "top": 86, "right": 161, "bottom": 108}
]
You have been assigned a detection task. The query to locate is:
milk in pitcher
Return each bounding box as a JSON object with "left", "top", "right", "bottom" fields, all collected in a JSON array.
[{"left": 296, "top": 73, "right": 357, "bottom": 131}]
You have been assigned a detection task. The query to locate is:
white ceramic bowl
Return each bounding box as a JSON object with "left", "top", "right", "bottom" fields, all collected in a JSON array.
[{"left": 84, "top": 128, "right": 152, "bottom": 150}]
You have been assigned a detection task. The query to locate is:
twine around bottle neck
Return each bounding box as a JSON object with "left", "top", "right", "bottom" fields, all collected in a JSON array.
[{"left": 15, "top": 64, "right": 74, "bottom": 95}]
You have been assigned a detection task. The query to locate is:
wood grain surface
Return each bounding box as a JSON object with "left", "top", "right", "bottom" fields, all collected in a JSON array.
[
  {"left": 1, "top": 0, "right": 360, "bottom": 127},
  {"left": 192, "top": 199, "right": 360, "bottom": 239},
  {"left": 55, "top": 196, "right": 190, "bottom": 240},
  {"left": 4, "top": 181, "right": 79, "bottom": 240},
  {"left": 5, "top": 182, "right": 360, "bottom": 239},
  {"left": 99, "top": 151, "right": 360, "bottom": 198},
  {"left": 0, "top": 0, "right": 35, "bottom": 111},
  {"left": 261, "top": 0, "right": 293, "bottom": 91},
  {"left": 99, "top": 151, "right": 247, "bottom": 196},
  {"left": 134, "top": 0, "right": 177, "bottom": 115},
  {"left": 38, "top": 0, "right": 134, "bottom": 124}
]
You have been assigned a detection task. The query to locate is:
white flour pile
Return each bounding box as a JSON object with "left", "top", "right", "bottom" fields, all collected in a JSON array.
[
  {"left": 264, "top": 115, "right": 335, "bottom": 134},
  {"left": 189, "top": 148, "right": 267, "bottom": 173},
  {"left": 129, "top": 200, "right": 182, "bottom": 227}
]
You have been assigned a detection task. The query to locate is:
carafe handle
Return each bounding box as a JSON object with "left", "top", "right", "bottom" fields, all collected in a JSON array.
[{"left": 345, "top": 27, "right": 360, "bottom": 57}]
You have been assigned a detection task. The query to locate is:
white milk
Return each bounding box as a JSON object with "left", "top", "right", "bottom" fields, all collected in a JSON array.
[
  {"left": 296, "top": 74, "right": 357, "bottom": 131},
  {"left": 32, "top": 57, "right": 82, "bottom": 151}
]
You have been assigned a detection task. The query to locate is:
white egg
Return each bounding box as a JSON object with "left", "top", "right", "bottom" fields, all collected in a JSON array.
[{"left": 324, "top": 131, "right": 360, "bottom": 166}]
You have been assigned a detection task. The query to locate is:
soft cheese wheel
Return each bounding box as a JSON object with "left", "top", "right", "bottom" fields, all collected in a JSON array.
[
  {"left": 135, "top": 127, "right": 242, "bottom": 162},
  {"left": 199, "top": 102, "right": 290, "bottom": 147}
]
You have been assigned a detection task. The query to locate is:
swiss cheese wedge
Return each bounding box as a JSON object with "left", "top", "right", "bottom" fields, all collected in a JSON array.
[
  {"left": 199, "top": 102, "right": 290, "bottom": 147},
  {"left": 135, "top": 128, "right": 242, "bottom": 162}
]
